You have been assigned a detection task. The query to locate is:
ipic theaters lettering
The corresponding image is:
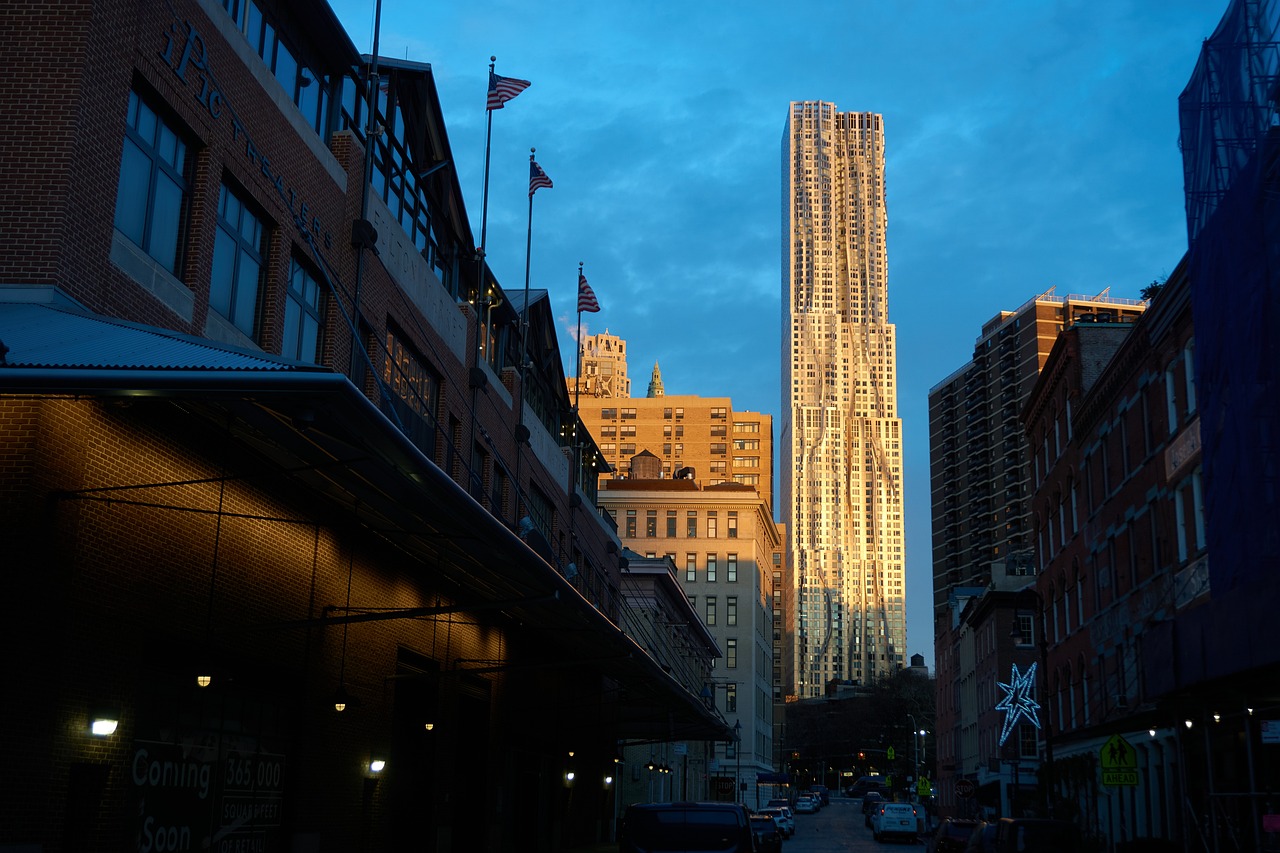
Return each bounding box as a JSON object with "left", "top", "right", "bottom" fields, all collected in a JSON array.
[{"left": 159, "top": 19, "right": 333, "bottom": 250}]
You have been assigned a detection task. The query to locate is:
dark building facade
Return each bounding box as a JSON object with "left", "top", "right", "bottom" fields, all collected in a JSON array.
[
  {"left": 0, "top": 1, "right": 726, "bottom": 850},
  {"left": 1022, "top": 264, "right": 1198, "bottom": 845}
]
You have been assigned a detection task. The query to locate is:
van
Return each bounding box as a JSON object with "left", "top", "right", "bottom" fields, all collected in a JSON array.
[
  {"left": 619, "top": 801, "right": 755, "bottom": 853},
  {"left": 871, "top": 801, "right": 920, "bottom": 842}
]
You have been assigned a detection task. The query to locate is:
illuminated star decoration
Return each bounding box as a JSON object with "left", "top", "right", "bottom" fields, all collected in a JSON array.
[{"left": 995, "top": 662, "right": 1042, "bottom": 745}]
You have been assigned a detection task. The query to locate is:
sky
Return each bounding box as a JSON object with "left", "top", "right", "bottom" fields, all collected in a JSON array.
[{"left": 330, "top": 0, "right": 1228, "bottom": 671}]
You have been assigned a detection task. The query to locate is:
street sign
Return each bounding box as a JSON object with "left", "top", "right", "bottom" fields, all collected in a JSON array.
[
  {"left": 1262, "top": 720, "right": 1280, "bottom": 744},
  {"left": 917, "top": 777, "right": 932, "bottom": 797},
  {"left": 955, "top": 778, "right": 976, "bottom": 799},
  {"left": 1100, "top": 734, "right": 1138, "bottom": 786},
  {"left": 887, "top": 746, "right": 896, "bottom": 760}
]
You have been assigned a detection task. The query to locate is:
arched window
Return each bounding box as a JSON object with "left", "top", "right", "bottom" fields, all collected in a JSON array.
[
  {"left": 1078, "top": 654, "right": 1091, "bottom": 726},
  {"left": 1059, "top": 571, "right": 1071, "bottom": 635},
  {"left": 1064, "top": 662, "right": 1076, "bottom": 729}
]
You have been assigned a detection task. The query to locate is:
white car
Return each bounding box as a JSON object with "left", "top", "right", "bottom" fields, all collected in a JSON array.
[
  {"left": 759, "top": 806, "right": 794, "bottom": 838},
  {"left": 870, "top": 801, "right": 919, "bottom": 842},
  {"left": 794, "top": 795, "right": 818, "bottom": 814}
]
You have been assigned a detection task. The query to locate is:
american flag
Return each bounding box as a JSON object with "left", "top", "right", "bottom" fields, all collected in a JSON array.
[
  {"left": 577, "top": 273, "right": 601, "bottom": 313},
  {"left": 487, "top": 71, "right": 531, "bottom": 110},
  {"left": 529, "top": 160, "right": 553, "bottom": 197}
]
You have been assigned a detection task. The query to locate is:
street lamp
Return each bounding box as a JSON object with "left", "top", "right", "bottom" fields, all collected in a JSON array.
[
  {"left": 906, "top": 714, "right": 927, "bottom": 799},
  {"left": 1011, "top": 587, "right": 1056, "bottom": 818},
  {"left": 733, "top": 720, "right": 743, "bottom": 804}
]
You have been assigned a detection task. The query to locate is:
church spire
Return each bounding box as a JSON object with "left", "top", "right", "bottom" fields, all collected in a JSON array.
[{"left": 647, "top": 361, "right": 664, "bottom": 397}]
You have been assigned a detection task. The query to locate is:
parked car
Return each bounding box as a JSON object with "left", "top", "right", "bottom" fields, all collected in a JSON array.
[
  {"left": 927, "top": 818, "right": 981, "bottom": 853},
  {"left": 619, "top": 801, "right": 755, "bottom": 853},
  {"left": 758, "top": 806, "right": 794, "bottom": 838},
  {"left": 809, "top": 784, "right": 831, "bottom": 806},
  {"left": 962, "top": 821, "right": 996, "bottom": 853},
  {"left": 847, "top": 775, "right": 889, "bottom": 798},
  {"left": 991, "top": 818, "right": 1083, "bottom": 853},
  {"left": 861, "top": 791, "right": 886, "bottom": 827},
  {"left": 750, "top": 815, "right": 783, "bottom": 853},
  {"left": 765, "top": 798, "right": 790, "bottom": 809},
  {"left": 871, "top": 801, "right": 920, "bottom": 843},
  {"left": 794, "top": 795, "right": 818, "bottom": 814}
]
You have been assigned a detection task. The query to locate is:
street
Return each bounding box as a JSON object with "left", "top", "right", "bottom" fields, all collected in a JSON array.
[{"left": 780, "top": 797, "right": 925, "bottom": 853}]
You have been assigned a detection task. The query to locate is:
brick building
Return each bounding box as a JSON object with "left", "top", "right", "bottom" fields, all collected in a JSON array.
[
  {"left": 1021, "top": 259, "right": 1199, "bottom": 843},
  {"left": 0, "top": 1, "right": 726, "bottom": 850}
]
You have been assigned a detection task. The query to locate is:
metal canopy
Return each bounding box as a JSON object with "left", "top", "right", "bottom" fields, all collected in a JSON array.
[{"left": 0, "top": 295, "right": 731, "bottom": 743}]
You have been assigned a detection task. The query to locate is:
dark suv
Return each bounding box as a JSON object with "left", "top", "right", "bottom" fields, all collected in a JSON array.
[
  {"left": 991, "top": 818, "right": 1083, "bottom": 853},
  {"left": 619, "top": 802, "right": 755, "bottom": 853}
]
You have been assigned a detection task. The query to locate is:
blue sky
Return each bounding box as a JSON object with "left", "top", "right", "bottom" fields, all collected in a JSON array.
[{"left": 330, "top": 0, "right": 1227, "bottom": 670}]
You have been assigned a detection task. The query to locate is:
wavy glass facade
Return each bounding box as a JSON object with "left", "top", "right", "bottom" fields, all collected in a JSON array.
[{"left": 782, "top": 101, "right": 905, "bottom": 696}]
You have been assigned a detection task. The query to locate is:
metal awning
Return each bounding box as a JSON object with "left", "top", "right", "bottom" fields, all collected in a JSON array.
[{"left": 0, "top": 292, "right": 731, "bottom": 742}]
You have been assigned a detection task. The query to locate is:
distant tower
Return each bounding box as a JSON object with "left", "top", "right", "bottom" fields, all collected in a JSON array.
[
  {"left": 647, "top": 362, "right": 665, "bottom": 397},
  {"left": 782, "top": 101, "right": 904, "bottom": 695},
  {"left": 571, "top": 329, "right": 631, "bottom": 398}
]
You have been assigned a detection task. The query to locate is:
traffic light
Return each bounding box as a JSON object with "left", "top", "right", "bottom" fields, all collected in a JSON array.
[{"left": 858, "top": 751, "right": 865, "bottom": 760}]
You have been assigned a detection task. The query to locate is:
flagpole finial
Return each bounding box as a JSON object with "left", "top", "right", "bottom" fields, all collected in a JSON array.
[{"left": 490, "top": 55, "right": 496, "bottom": 62}]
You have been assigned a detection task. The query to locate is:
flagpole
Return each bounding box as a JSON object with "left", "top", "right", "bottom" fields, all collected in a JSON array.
[
  {"left": 512, "top": 148, "right": 538, "bottom": 529},
  {"left": 479, "top": 56, "right": 496, "bottom": 256},
  {"left": 574, "top": 262, "right": 585, "bottom": 414},
  {"left": 521, "top": 148, "right": 537, "bottom": 366}
]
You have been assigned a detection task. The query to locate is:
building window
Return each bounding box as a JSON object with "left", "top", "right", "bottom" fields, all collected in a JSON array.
[
  {"left": 711, "top": 407, "right": 727, "bottom": 420},
  {"left": 708, "top": 512, "right": 718, "bottom": 538},
  {"left": 621, "top": 407, "right": 637, "bottom": 419},
  {"left": 726, "top": 637, "right": 736, "bottom": 667},
  {"left": 283, "top": 257, "right": 324, "bottom": 362},
  {"left": 687, "top": 511, "right": 698, "bottom": 538},
  {"left": 705, "top": 596, "right": 717, "bottom": 626},
  {"left": 728, "top": 553, "right": 738, "bottom": 582},
  {"left": 1174, "top": 469, "right": 1206, "bottom": 561},
  {"left": 686, "top": 554, "right": 697, "bottom": 582},
  {"left": 1013, "top": 614, "right": 1033, "bottom": 646},
  {"left": 728, "top": 512, "right": 738, "bottom": 538},
  {"left": 727, "top": 596, "right": 737, "bottom": 626},
  {"left": 115, "top": 89, "right": 188, "bottom": 275},
  {"left": 384, "top": 327, "right": 440, "bottom": 456},
  {"left": 210, "top": 183, "right": 267, "bottom": 339},
  {"left": 707, "top": 555, "right": 718, "bottom": 582},
  {"left": 626, "top": 510, "right": 637, "bottom": 538},
  {"left": 726, "top": 683, "right": 737, "bottom": 712},
  {"left": 646, "top": 510, "right": 657, "bottom": 537},
  {"left": 1018, "top": 723, "right": 1038, "bottom": 758},
  {"left": 667, "top": 511, "right": 677, "bottom": 538},
  {"left": 601, "top": 408, "right": 617, "bottom": 420}
]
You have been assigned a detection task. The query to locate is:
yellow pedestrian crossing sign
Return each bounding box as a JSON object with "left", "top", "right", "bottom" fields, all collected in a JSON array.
[
  {"left": 917, "top": 777, "right": 931, "bottom": 797},
  {"left": 887, "top": 746, "right": 895, "bottom": 760},
  {"left": 1100, "top": 734, "right": 1138, "bottom": 786}
]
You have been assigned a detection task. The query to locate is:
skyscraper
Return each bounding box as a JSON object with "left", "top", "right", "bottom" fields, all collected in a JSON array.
[{"left": 782, "top": 101, "right": 905, "bottom": 696}]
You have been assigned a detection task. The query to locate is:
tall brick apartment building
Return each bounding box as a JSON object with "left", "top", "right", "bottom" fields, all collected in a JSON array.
[{"left": 0, "top": 1, "right": 727, "bottom": 850}]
